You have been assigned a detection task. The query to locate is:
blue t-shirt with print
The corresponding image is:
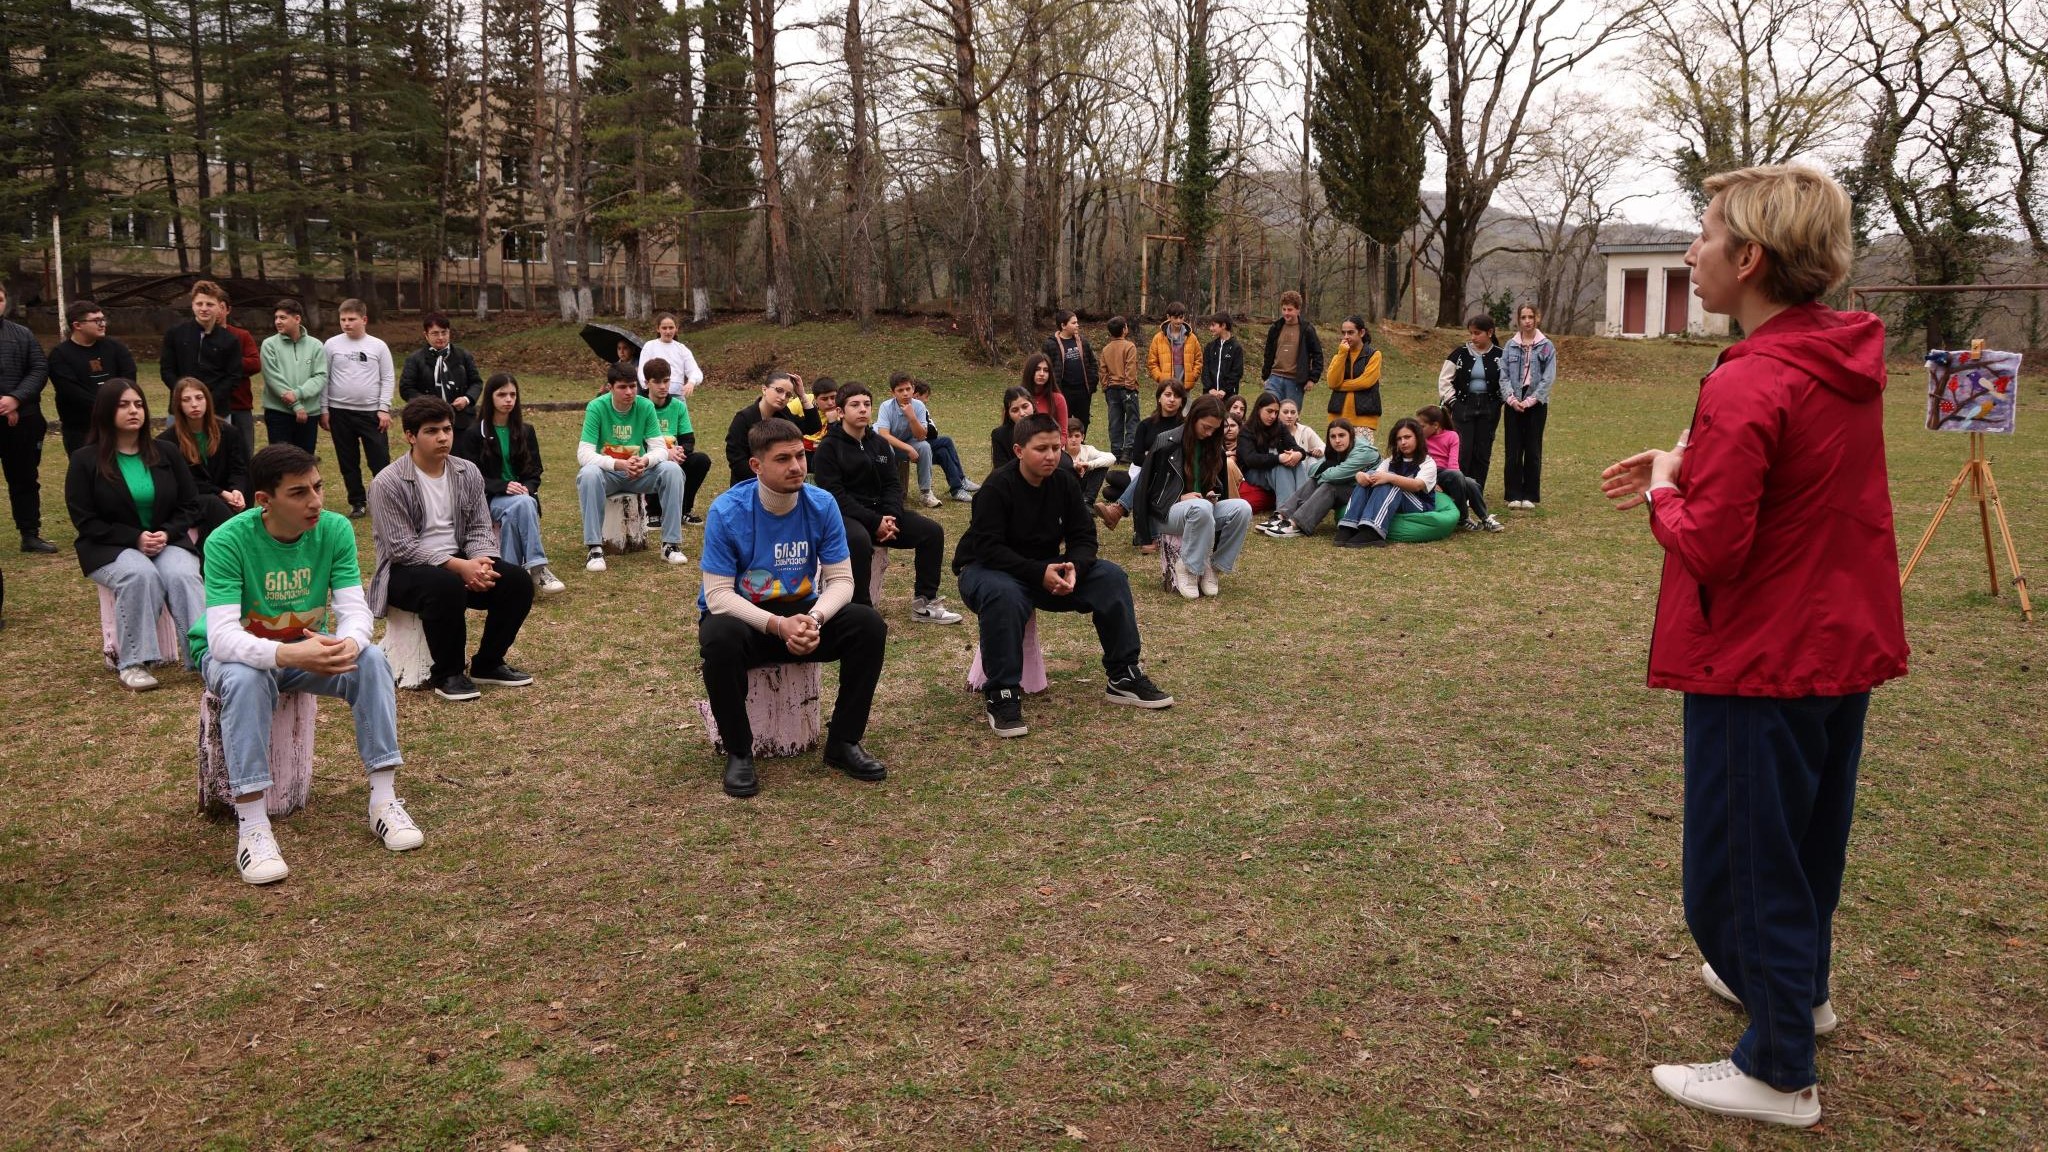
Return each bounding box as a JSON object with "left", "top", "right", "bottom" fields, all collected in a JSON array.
[{"left": 697, "top": 480, "right": 850, "bottom": 613}]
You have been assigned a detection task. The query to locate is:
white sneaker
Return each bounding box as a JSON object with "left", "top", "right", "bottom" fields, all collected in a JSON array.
[
  {"left": 1481, "top": 514, "right": 1505, "bottom": 532},
  {"left": 1171, "top": 558, "right": 1200, "bottom": 600},
  {"left": 585, "top": 547, "right": 607, "bottom": 573},
  {"left": 118, "top": 665, "right": 160, "bottom": 691},
  {"left": 1651, "top": 1059, "right": 1820, "bottom": 1127},
  {"left": 921, "top": 490, "right": 943, "bottom": 509},
  {"left": 1701, "top": 962, "right": 1837, "bottom": 1035},
  {"left": 1198, "top": 568, "right": 1219, "bottom": 597},
  {"left": 911, "top": 596, "right": 963, "bottom": 624},
  {"left": 235, "top": 826, "right": 290, "bottom": 885},
  {"left": 531, "top": 564, "right": 566, "bottom": 595},
  {"left": 960, "top": 478, "right": 981, "bottom": 493},
  {"left": 661, "top": 543, "right": 689, "bottom": 565},
  {"left": 951, "top": 488, "right": 975, "bottom": 503},
  {"left": 369, "top": 798, "right": 425, "bottom": 851}
]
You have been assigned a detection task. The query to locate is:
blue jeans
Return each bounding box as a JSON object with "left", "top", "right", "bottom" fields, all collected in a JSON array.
[
  {"left": 576, "top": 461, "right": 684, "bottom": 545},
  {"left": 1246, "top": 460, "right": 1313, "bottom": 507},
  {"left": 899, "top": 437, "right": 969, "bottom": 494},
  {"left": 90, "top": 547, "right": 204, "bottom": 669},
  {"left": 1338, "top": 483, "right": 1431, "bottom": 537},
  {"left": 1683, "top": 692, "right": 1867, "bottom": 1091},
  {"left": 1264, "top": 374, "right": 1304, "bottom": 408},
  {"left": 1104, "top": 388, "right": 1140, "bottom": 461},
  {"left": 1163, "top": 497, "right": 1252, "bottom": 573},
  {"left": 488, "top": 493, "right": 548, "bottom": 568},
  {"left": 202, "top": 646, "right": 403, "bottom": 797},
  {"left": 957, "top": 561, "right": 1141, "bottom": 693}
]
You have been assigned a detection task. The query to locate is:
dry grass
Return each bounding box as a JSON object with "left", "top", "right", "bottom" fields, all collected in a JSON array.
[{"left": 0, "top": 319, "right": 2043, "bottom": 1150}]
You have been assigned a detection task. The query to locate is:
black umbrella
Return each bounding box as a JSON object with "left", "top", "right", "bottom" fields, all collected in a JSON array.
[{"left": 580, "top": 322, "right": 644, "bottom": 365}]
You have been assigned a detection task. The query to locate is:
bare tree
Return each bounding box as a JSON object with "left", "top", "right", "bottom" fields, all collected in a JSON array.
[
  {"left": 1424, "top": 0, "right": 1642, "bottom": 327},
  {"left": 1635, "top": 0, "right": 1856, "bottom": 211},
  {"left": 1964, "top": 0, "right": 2048, "bottom": 263},
  {"left": 1498, "top": 92, "right": 1647, "bottom": 332},
  {"left": 748, "top": 0, "right": 798, "bottom": 325},
  {"left": 843, "top": 0, "right": 877, "bottom": 330}
]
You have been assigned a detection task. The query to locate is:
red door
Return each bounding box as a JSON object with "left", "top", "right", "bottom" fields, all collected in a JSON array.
[
  {"left": 1664, "top": 269, "right": 1692, "bottom": 335},
  {"left": 1622, "top": 270, "right": 1647, "bottom": 334}
]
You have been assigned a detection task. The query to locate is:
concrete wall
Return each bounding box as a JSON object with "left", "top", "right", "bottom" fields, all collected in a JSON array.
[{"left": 1602, "top": 253, "right": 1729, "bottom": 338}]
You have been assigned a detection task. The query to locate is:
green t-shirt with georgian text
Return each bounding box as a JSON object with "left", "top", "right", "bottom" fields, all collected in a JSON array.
[
  {"left": 651, "top": 397, "right": 690, "bottom": 445},
  {"left": 580, "top": 393, "right": 662, "bottom": 462},
  {"left": 188, "top": 508, "right": 362, "bottom": 665}
]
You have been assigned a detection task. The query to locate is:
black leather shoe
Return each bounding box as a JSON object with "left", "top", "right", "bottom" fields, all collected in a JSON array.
[
  {"left": 723, "top": 754, "right": 759, "bottom": 798},
  {"left": 823, "top": 740, "right": 887, "bottom": 782},
  {"left": 20, "top": 535, "right": 56, "bottom": 554}
]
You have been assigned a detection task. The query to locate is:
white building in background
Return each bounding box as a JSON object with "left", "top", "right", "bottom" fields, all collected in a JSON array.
[{"left": 1598, "top": 242, "right": 1730, "bottom": 338}]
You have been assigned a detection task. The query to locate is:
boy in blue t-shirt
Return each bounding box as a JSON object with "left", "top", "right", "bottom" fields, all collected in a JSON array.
[
  {"left": 698, "top": 416, "right": 889, "bottom": 799},
  {"left": 874, "top": 372, "right": 977, "bottom": 506}
]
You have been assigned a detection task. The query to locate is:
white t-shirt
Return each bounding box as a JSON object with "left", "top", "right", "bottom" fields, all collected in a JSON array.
[
  {"left": 638, "top": 337, "right": 704, "bottom": 393},
  {"left": 414, "top": 467, "right": 459, "bottom": 560}
]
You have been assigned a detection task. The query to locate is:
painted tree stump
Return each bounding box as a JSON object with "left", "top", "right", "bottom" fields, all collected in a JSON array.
[
  {"left": 871, "top": 548, "right": 890, "bottom": 598},
  {"left": 695, "top": 662, "right": 824, "bottom": 758},
  {"left": 198, "top": 688, "right": 318, "bottom": 819},
  {"left": 1157, "top": 533, "right": 1185, "bottom": 592},
  {"left": 378, "top": 607, "right": 433, "bottom": 689},
  {"left": 97, "top": 585, "right": 185, "bottom": 671},
  {"left": 602, "top": 493, "right": 650, "bottom": 554},
  {"left": 967, "top": 612, "right": 1049, "bottom": 695}
]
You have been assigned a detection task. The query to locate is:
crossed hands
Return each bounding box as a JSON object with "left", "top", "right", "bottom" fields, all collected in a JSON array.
[
  {"left": 769, "top": 612, "right": 821, "bottom": 656},
  {"left": 278, "top": 631, "right": 360, "bottom": 675},
  {"left": 447, "top": 555, "right": 500, "bottom": 592},
  {"left": 1041, "top": 561, "right": 1077, "bottom": 596}
]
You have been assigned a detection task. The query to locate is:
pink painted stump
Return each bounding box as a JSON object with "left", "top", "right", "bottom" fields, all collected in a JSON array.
[
  {"left": 695, "top": 662, "right": 824, "bottom": 758},
  {"left": 198, "top": 688, "right": 318, "bottom": 818},
  {"left": 966, "top": 613, "right": 1049, "bottom": 694},
  {"left": 97, "top": 585, "right": 185, "bottom": 671}
]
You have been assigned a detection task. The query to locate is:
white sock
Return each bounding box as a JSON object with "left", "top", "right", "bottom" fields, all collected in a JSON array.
[
  {"left": 368, "top": 769, "right": 397, "bottom": 812},
  {"left": 234, "top": 797, "right": 271, "bottom": 837}
]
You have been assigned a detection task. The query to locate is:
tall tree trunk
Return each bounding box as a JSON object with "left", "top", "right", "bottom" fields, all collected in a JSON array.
[
  {"left": 1010, "top": 5, "right": 1043, "bottom": 350},
  {"left": 532, "top": 0, "right": 573, "bottom": 320},
  {"left": 344, "top": 0, "right": 371, "bottom": 310},
  {"left": 475, "top": 2, "right": 493, "bottom": 319},
  {"left": 141, "top": 8, "right": 192, "bottom": 273},
  {"left": 678, "top": 10, "right": 708, "bottom": 320},
  {"left": 945, "top": 0, "right": 998, "bottom": 361},
  {"left": 844, "top": 0, "right": 875, "bottom": 330},
  {"left": 218, "top": 0, "right": 245, "bottom": 280},
  {"left": 566, "top": 0, "right": 592, "bottom": 319},
  {"left": 187, "top": 1, "right": 216, "bottom": 273},
  {"left": 748, "top": 0, "right": 796, "bottom": 325}
]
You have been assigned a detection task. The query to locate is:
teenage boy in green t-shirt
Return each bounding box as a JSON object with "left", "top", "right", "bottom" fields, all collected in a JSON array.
[
  {"left": 194, "top": 444, "right": 421, "bottom": 886},
  {"left": 641, "top": 358, "right": 712, "bottom": 530},
  {"left": 577, "top": 361, "right": 689, "bottom": 573}
]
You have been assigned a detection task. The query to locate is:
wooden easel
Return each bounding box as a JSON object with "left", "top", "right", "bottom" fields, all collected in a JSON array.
[{"left": 1899, "top": 340, "right": 2033, "bottom": 621}]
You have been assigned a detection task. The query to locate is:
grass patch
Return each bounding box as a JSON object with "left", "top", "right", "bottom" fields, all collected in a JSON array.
[{"left": 0, "top": 316, "right": 2043, "bottom": 1148}]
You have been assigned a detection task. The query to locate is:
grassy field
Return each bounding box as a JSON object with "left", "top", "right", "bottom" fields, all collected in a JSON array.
[{"left": 1, "top": 317, "right": 2043, "bottom": 1151}]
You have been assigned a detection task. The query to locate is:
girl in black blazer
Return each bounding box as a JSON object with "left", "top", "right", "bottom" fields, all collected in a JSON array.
[
  {"left": 454, "top": 372, "right": 562, "bottom": 593},
  {"left": 159, "top": 376, "right": 250, "bottom": 542},
  {"left": 65, "top": 380, "right": 206, "bottom": 688}
]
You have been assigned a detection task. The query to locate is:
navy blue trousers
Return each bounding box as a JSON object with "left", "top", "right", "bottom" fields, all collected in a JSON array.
[{"left": 1682, "top": 692, "right": 1868, "bottom": 1090}]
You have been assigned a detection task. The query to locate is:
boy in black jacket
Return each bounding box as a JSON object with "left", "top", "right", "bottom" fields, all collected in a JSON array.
[
  {"left": 397, "top": 313, "right": 485, "bottom": 430},
  {"left": 954, "top": 413, "right": 1173, "bottom": 738},
  {"left": 812, "top": 382, "right": 961, "bottom": 623},
  {"left": 1203, "top": 313, "right": 1245, "bottom": 397},
  {"left": 1259, "top": 290, "right": 1324, "bottom": 409}
]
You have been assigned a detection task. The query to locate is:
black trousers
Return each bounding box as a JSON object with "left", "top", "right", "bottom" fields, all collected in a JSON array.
[
  {"left": 698, "top": 603, "right": 886, "bottom": 752},
  {"left": 327, "top": 408, "right": 390, "bottom": 506},
  {"left": 1502, "top": 402, "right": 1548, "bottom": 503},
  {"left": 648, "top": 436, "right": 712, "bottom": 520},
  {"left": 0, "top": 414, "right": 46, "bottom": 538},
  {"left": 1079, "top": 468, "right": 1128, "bottom": 506},
  {"left": 265, "top": 409, "right": 321, "bottom": 454},
  {"left": 844, "top": 509, "right": 946, "bottom": 602},
  {"left": 385, "top": 558, "right": 534, "bottom": 681},
  {"left": 956, "top": 561, "right": 1141, "bottom": 693},
  {"left": 1061, "top": 383, "right": 1093, "bottom": 431},
  {"left": 57, "top": 402, "right": 93, "bottom": 457},
  {"left": 1452, "top": 398, "right": 1502, "bottom": 500}
]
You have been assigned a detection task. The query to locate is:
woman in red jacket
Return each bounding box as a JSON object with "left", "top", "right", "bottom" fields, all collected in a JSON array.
[{"left": 1603, "top": 165, "right": 1908, "bottom": 1129}]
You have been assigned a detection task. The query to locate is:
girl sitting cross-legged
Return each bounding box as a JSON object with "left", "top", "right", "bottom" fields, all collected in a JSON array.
[
  {"left": 1235, "top": 390, "right": 1311, "bottom": 515},
  {"left": 1334, "top": 417, "right": 1437, "bottom": 548},
  {"left": 1257, "top": 419, "right": 1380, "bottom": 538}
]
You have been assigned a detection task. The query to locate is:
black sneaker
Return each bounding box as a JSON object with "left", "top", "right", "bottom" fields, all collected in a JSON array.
[
  {"left": 432, "top": 673, "right": 481, "bottom": 701},
  {"left": 985, "top": 688, "right": 1028, "bottom": 738},
  {"left": 347, "top": 503, "right": 368, "bottom": 519},
  {"left": 1105, "top": 666, "right": 1174, "bottom": 709},
  {"left": 681, "top": 513, "right": 705, "bottom": 526},
  {"left": 470, "top": 663, "right": 533, "bottom": 687}
]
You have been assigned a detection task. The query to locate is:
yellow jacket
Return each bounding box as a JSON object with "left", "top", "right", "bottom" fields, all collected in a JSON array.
[
  {"left": 1147, "top": 327, "right": 1204, "bottom": 386},
  {"left": 1323, "top": 341, "right": 1383, "bottom": 428}
]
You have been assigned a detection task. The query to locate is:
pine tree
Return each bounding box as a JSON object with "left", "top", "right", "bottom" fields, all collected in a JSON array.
[
  {"left": 1308, "top": 0, "right": 1427, "bottom": 318},
  {"left": 587, "top": 0, "right": 690, "bottom": 318},
  {"left": 699, "top": 0, "right": 756, "bottom": 308}
]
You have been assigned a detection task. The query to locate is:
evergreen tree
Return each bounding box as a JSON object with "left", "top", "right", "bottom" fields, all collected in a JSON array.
[
  {"left": 587, "top": 0, "right": 691, "bottom": 317},
  {"left": 1308, "top": 0, "right": 1427, "bottom": 318},
  {"left": 698, "top": 0, "right": 756, "bottom": 305}
]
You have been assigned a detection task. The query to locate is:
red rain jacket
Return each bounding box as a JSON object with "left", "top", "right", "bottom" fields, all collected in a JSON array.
[{"left": 1647, "top": 302, "right": 1909, "bottom": 697}]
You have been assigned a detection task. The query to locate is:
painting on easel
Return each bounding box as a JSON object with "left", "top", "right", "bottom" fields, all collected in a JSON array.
[{"left": 1926, "top": 348, "right": 2021, "bottom": 433}]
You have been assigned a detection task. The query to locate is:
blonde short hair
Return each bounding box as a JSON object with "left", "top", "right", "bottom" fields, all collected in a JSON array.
[{"left": 1702, "top": 165, "right": 1854, "bottom": 305}]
